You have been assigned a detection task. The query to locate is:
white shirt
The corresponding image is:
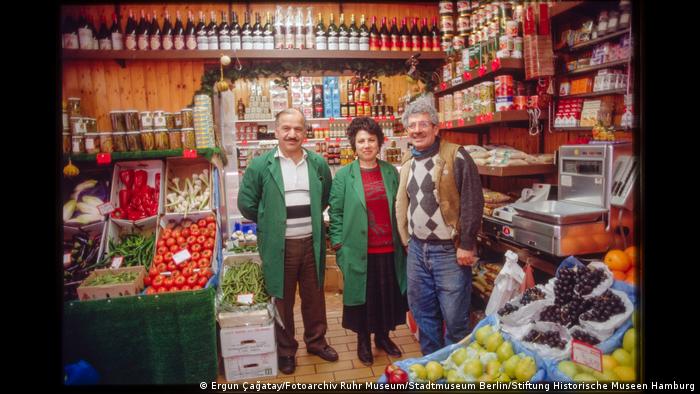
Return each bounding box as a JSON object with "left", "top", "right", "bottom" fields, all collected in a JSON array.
[{"left": 275, "top": 148, "right": 312, "bottom": 238}]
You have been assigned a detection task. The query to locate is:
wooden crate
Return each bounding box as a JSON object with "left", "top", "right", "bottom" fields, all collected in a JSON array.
[{"left": 77, "top": 266, "right": 146, "bottom": 301}]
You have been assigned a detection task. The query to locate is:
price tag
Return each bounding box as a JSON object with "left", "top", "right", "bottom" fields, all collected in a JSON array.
[
  {"left": 458, "top": 119, "right": 465, "bottom": 126},
  {"left": 183, "top": 149, "right": 197, "bottom": 159},
  {"left": 64, "top": 253, "right": 71, "bottom": 265},
  {"left": 440, "top": 82, "right": 447, "bottom": 90},
  {"left": 478, "top": 66, "right": 486, "bottom": 77},
  {"left": 491, "top": 58, "right": 501, "bottom": 71},
  {"left": 96, "top": 153, "right": 111, "bottom": 165},
  {"left": 111, "top": 256, "right": 124, "bottom": 269},
  {"left": 161, "top": 271, "right": 172, "bottom": 276},
  {"left": 236, "top": 293, "right": 255, "bottom": 305},
  {"left": 325, "top": 137, "right": 330, "bottom": 142},
  {"left": 241, "top": 140, "right": 248, "bottom": 145},
  {"left": 172, "top": 249, "right": 192, "bottom": 265},
  {"left": 193, "top": 268, "right": 200, "bottom": 273},
  {"left": 97, "top": 202, "right": 115, "bottom": 216},
  {"left": 390, "top": 115, "right": 395, "bottom": 121},
  {"left": 572, "top": 340, "right": 603, "bottom": 372}
]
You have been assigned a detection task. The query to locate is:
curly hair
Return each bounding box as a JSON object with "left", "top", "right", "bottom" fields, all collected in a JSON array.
[
  {"left": 345, "top": 117, "right": 384, "bottom": 151},
  {"left": 401, "top": 95, "right": 439, "bottom": 127}
]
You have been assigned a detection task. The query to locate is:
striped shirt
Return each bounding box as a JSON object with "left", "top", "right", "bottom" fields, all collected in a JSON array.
[{"left": 275, "top": 148, "right": 313, "bottom": 239}]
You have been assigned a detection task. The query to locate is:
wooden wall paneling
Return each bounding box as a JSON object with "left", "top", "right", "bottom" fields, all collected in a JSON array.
[
  {"left": 143, "top": 61, "right": 159, "bottom": 110},
  {"left": 103, "top": 61, "right": 123, "bottom": 114},
  {"left": 439, "top": 130, "right": 479, "bottom": 146},
  {"left": 129, "top": 62, "right": 148, "bottom": 111},
  {"left": 156, "top": 61, "right": 172, "bottom": 110},
  {"left": 341, "top": 2, "right": 438, "bottom": 24},
  {"left": 181, "top": 61, "right": 195, "bottom": 107},
  {"left": 89, "top": 61, "right": 110, "bottom": 130},
  {"left": 192, "top": 61, "right": 206, "bottom": 104},
  {"left": 168, "top": 61, "right": 184, "bottom": 111},
  {"left": 62, "top": 63, "right": 80, "bottom": 100},
  {"left": 77, "top": 61, "right": 96, "bottom": 118},
  {"left": 117, "top": 61, "right": 135, "bottom": 110}
]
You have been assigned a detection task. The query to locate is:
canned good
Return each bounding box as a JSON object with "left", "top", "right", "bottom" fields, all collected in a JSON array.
[
  {"left": 154, "top": 128, "right": 169, "bottom": 150},
  {"left": 496, "top": 96, "right": 514, "bottom": 112},
  {"left": 359, "top": 87, "right": 370, "bottom": 103},
  {"left": 439, "top": 0, "right": 455, "bottom": 16},
  {"left": 181, "top": 109, "right": 194, "bottom": 129},
  {"left": 67, "top": 97, "right": 81, "bottom": 117},
  {"left": 62, "top": 132, "right": 71, "bottom": 155},
  {"left": 140, "top": 129, "right": 155, "bottom": 151},
  {"left": 364, "top": 103, "right": 371, "bottom": 117},
  {"left": 442, "top": 64, "right": 453, "bottom": 83},
  {"left": 173, "top": 112, "right": 183, "bottom": 129},
  {"left": 140, "top": 111, "right": 154, "bottom": 129},
  {"left": 85, "top": 118, "right": 97, "bottom": 133},
  {"left": 440, "top": 16, "right": 455, "bottom": 35},
  {"left": 71, "top": 135, "right": 85, "bottom": 154},
  {"left": 112, "top": 132, "right": 127, "bottom": 152},
  {"left": 506, "top": 20, "right": 519, "bottom": 37},
  {"left": 125, "top": 131, "right": 142, "bottom": 152},
  {"left": 109, "top": 111, "right": 126, "bottom": 131},
  {"left": 70, "top": 116, "right": 86, "bottom": 135},
  {"left": 457, "top": 0, "right": 471, "bottom": 14},
  {"left": 349, "top": 103, "right": 357, "bottom": 117},
  {"left": 356, "top": 103, "right": 364, "bottom": 117},
  {"left": 495, "top": 75, "right": 514, "bottom": 97},
  {"left": 457, "top": 15, "right": 470, "bottom": 35},
  {"left": 452, "top": 35, "right": 465, "bottom": 51},
  {"left": 62, "top": 109, "right": 69, "bottom": 131},
  {"left": 124, "top": 110, "right": 140, "bottom": 131},
  {"left": 100, "top": 132, "right": 113, "bottom": 153},
  {"left": 182, "top": 128, "right": 196, "bottom": 149},
  {"left": 441, "top": 35, "right": 454, "bottom": 52},
  {"left": 164, "top": 113, "right": 175, "bottom": 130},
  {"left": 168, "top": 129, "right": 183, "bottom": 149},
  {"left": 514, "top": 96, "right": 528, "bottom": 110},
  {"left": 341, "top": 104, "right": 349, "bottom": 118},
  {"left": 153, "top": 110, "right": 166, "bottom": 128},
  {"left": 85, "top": 133, "right": 101, "bottom": 154},
  {"left": 499, "top": 34, "right": 510, "bottom": 51}
]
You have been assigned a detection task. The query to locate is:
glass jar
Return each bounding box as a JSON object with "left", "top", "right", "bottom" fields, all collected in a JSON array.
[
  {"left": 140, "top": 129, "right": 155, "bottom": 151},
  {"left": 110, "top": 111, "right": 126, "bottom": 131},
  {"left": 153, "top": 111, "right": 166, "bottom": 128},
  {"left": 67, "top": 97, "right": 81, "bottom": 117},
  {"left": 181, "top": 109, "right": 194, "bottom": 129},
  {"left": 85, "top": 132, "right": 101, "bottom": 154},
  {"left": 124, "top": 110, "right": 140, "bottom": 131},
  {"left": 607, "top": 11, "right": 619, "bottom": 33},
  {"left": 173, "top": 112, "right": 183, "bottom": 129},
  {"left": 154, "top": 128, "right": 169, "bottom": 150},
  {"left": 182, "top": 128, "right": 196, "bottom": 149},
  {"left": 70, "top": 117, "right": 86, "bottom": 135},
  {"left": 85, "top": 118, "right": 98, "bottom": 133},
  {"left": 139, "top": 111, "right": 154, "bottom": 129},
  {"left": 125, "top": 131, "right": 143, "bottom": 152},
  {"left": 100, "top": 132, "right": 114, "bottom": 153},
  {"left": 164, "top": 112, "right": 175, "bottom": 129},
  {"left": 71, "top": 135, "right": 85, "bottom": 154},
  {"left": 112, "top": 132, "right": 128, "bottom": 152},
  {"left": 168, "top": 129, "right": 183, "bottom": 149},
  {"left": 62, "top": 108, "right": 69, "bottom": 131},
  {"left": 62, "top": 132, "right": 71, "bottom": 155}
]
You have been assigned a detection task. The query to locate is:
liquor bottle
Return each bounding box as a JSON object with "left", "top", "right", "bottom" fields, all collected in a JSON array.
[
  {"left": 98, "top": 15, "right": 111, "bottom": 50},
  {"left": 173, "top": 11, "right": 184, "bottom": 50},
  {"left": 305, "top": 7, "right": 315, "bottom": 49},
  {"left": 252, "top": 12, "right": 263, "bottom": 50},
  {"left": 327, "top": 13, "right": 338, "bottom": 50},
  {"left": 219, "top": 11, "right": 231, "bottom": 50},
  {"left": 359, "top": 15, "right": 370, "bottom": 51},
  {"left": 109, "top": 13, "right": 122, "bottom": 50},
  {"left": 263, "top": 12, "right": 274, "bottom": 50},
  {"left": 294, "top": 7, "right": 304, "bottom": 49},
  {"left": 207, "top": 11, "right": 219, "bottom": 50},
  {"left": 77, "top": 12, "right": 93, "bottom": 50},
  {"left": 379, "top": 17, "right": 390, "bottom": 51},
  {"left": 410, "top": 17, "right": 420, "bottom": 52},
  {"left": 136, "top": 10, "right": 150, "bottom": 50},
  {"left": 400, "top": 17, "right": 410, "bottom": 52},
  {"left": 231, "top": 12, "right": 242, "bottom": 50},
  {"left": 185, "top": 11, "right": 197, "bottom": 50},
  {"left": 431, "top": 16, "right": 440, "bottom": 52},
  {"left": 241, "top": 12, "right": 253, "bottom": 50},
  {"left": 348, "top": 14, "right": 359, "bottom": 50},
  {"left": 368, "top": 16, "right": 379, "bottom": 51},
  {"left": 285, "top": 6, "right": 294, "bottom": 49},
  {"left": 389, "top": 17, "right": 399, "bottom": 51},
  {"left": 338, "top": 13, "right": 349, "bottom": 51},
  {"left": 149, "top": 12, "right": 161, "bottom": 50},
  {"left": 162, "top": 11, "right": 174, "bottom": 50},
  {"left": 420, "top": 17, "right": 430, "bottom": 51},
  {"left": 195, "top": 11, "right": 208, "bottom": 50},
  {"left": 274, "top": 6, "right": 284, "bottom": 49},
  {"left": 125, "top": 10, "right": 138, "bottom": 50},
  {"left": 315, "top": 13, "right": 326, "bottom": 50}
]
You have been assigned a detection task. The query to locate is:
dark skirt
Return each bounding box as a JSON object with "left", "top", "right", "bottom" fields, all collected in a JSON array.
[{"left": 342, "top": 252, "right": 408, "bottom": 334}]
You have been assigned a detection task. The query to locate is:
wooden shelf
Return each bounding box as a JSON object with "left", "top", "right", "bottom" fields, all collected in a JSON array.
[
  {"left": 68, "top": 147, "right": 221, "bottom": 162},
  {"left": 439, "top": 110, "right": 547, "bottom": 132},
  {"left": 556, "top": 28, "right": 631, "bottom": 53},
  {"left": 62, "top": 49, "right": 446, "bottom": 61},
  {"left": 477, "top": 164, "right": 557, "bottom": 177},
  {"left": 434, "top": 58, "right": 524, "bottom": 97},
  {"left": 552, "top": 126, "right": 636, "bottom": 132},
  {"left": 557, "top": 88, "right": 628, "bottom": 99},
  {"left": 550, "top": 1, "right": 585, "bottom": 18},
  {"left": 235, "top": 116, "right": 398, "bottom": 124},
  {"left": 562, "top": 58, "right": 631, "bottom": 77}
]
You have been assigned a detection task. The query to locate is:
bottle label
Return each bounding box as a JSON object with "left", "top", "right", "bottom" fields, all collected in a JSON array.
[
  {"left": 252, "top": 34, "right": 263, "bottom": 50},
  {"left": 232, "top": 36, "right": 242, "bottom": 50},
  {"left": 433, "top": 37, "right": 440, "bottom": 51},
  {"left": 264, "top": 36, "right": 274, "bottom": 50},
  {"left": 99, "top": 38, "right": 112, "bottom": 50},
  {"left": 65, "top": 33, "right": 80, "bottom": 49},
  {"left": 125, "top": 34, "right": 137, "bottom": 50},
  {"left": 162, "top": 35, "right": 174, "bottom": 50},
  {"left": 220, "top": 36, "right": 231, "bottom": 50},
  {"left": 78, "top": 28, "right": 93, "bottom": 50},
  {"left": 306, "top": 33, "right": 315, "bottom": 49},
  {"left": 360, "top": 33, "right": 370, "bottom": 50},
  {"left": 242, "top": 34, "right": 253, "bottom": 50},
  {"left": 186, "top": 35, "right": 197, "bottom": 49},
  {"left": 380, "top": 34, "right": 390, "bottom": 50},
  {"left": 412, "top": 36, "right": 421, "bottom": 51},
  {"left": 370, "top": 34, "right": 380, "bottom": 51},
  {"left": 275, "top": 33, "right": 285, "bottom": 49},
  {"left": 111, "top": 32, "right": 123, "bottom": 50},
  {"left": 285, "top": 33, "right": 294, "bottom": 49},
  {"left": 328, "top": 35, "right": 339, "bottom": 50},
  {"left": 401, "top": 35, "right": 410, "bottom": 51},
  {"left": 295, "top": 34, "right": 305, "bottom": 49},
  {"left": 316, "top": 36, "right": 327, "bottom": 50},
  {"left": 175, "top": 35, "right": 186, "bottom": 50},
  {"left": 422, "top": 36, "right": 431, "bottom": 50},
  {"left": 349, "top": 38, "right": 359, "bottom": 51},
  {"left": 137, "top": 34, "right": 149, "bottom": 50},
  {"left": 391, "top": 35, "right": 400, "bottom": 51},
  {"left": 150, "top": 36, "right": 161, "bottom": 50},
  {"left": 208, "top": 36, "right": 219, "bottom": 49},
  {"left": 197, "top": 35, "right": 208, "bottom": 50}
]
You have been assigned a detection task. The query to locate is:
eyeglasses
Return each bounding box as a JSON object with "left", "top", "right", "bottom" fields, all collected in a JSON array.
[{"left": 406, "top": 121, "right": 435, "bottom": 131}]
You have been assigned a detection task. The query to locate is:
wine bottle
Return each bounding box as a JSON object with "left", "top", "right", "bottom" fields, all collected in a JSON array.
[
  {"left": 305, "top": 7, "right": 315, "bottom": 49},
  {"left": 185, "top": 11, "right": 197, "bottom": 50},
  {"left": 420, "top": 17, "right": 430, "bottom": 52},
  {"left": 109, "top": 13, "right": 123, "bottom": 50},
  {"left": 207, "top": 11, "right": 219, "bottom": 50},
  {"left": 162, "top": 11, "right": 174, "bottom": 50},
  {"left": 218, "top": 11, "right": 230, "bottom": 50},
  {"left": 98, "top": 15, "right": 111, "bottom": 50},
  {"left": 173, "top": 11, "right": 184, "bottom": 50},
  {"left": 241, "top": 12, "right": 253, "bottom": 50},
  {"left": 338, "top": 13, "right": 348, "bottom": 51},
  {"left": 315, "top": 13, "right": 327, "bottom": 50},
  {"left": 390, "top": 16, "right": 400, "bottom": 51},
  {"left": 431, "top": 16, "right": 440, "bottom": 52},
  {"left": 196, "top": 11, "right": 208, "bottom": 50},
  {"left": 274, "top": 7, "right": 284, "bottom": 49},
  {"left": 327, "top": 13, "right": 338, "bottom": 50},
  {"left": 136, "top": 10, "right": 149, "bottom": 50},
  {"left": 231, "top": 12, "right": 242, "bottom": 50},
  {"left": 263, "top": 12, "right": 274, "bottom": 50},
  {"left": 125, "top": 10, "right": 138, "bottom": 50},
  {"left": 400, "top": 17, "right": 410, "bottom": 52},
  {"left": 149, "top": 12, "right": 161, "bottom": 50},
  {"left": 379, "top": 17, "right": 390, "bottom": 51},
  {"left": 252, "top": 12, "right": 263, "bottom": 50},
  {"left": 359, "top": 15, "right": 370, "bottom": 51},
  {"left": 77, "top": 12, "right": 93, "bottom": 50},
  {"left": 369, "top": 16, "right": 379, "bottom": 51},
  {"left": 63, "top": 15, "right": 79, "bottom": 49},
  {"left": 284, "top": 6, "right": 294, "bottom": 49},
  {"left": 294, "top": 7, "right": 304, "bottom": 49},
  {"left": 410, "top": 17, "right": 420, "bottom": 52},
  {"left": 348, "top": 14, "right": 359, "bottom": 51}
]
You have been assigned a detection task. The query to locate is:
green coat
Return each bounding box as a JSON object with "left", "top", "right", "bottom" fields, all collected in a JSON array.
[
  {"left": 328, "top": 160, "right": 407, "bottom": 306},
  {"left": 237, "top": 148, "right": 332, "bottom": 300}
]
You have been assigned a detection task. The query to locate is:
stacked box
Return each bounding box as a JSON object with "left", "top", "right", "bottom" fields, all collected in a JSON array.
[
  {"left": 323, "top": 77, "right": 341, "bottom": 118},
  {"left": 220, "top": 319, "right": 277, "bottom": 381},
  {"left": 269, "top": 80, "right": 289, "bottom": 117},
  {"left": 193, "top": 95, "right": 216, "bottom": 148},
  {"left": 245, "top": 82, "right": 271, "bottom": 121}
]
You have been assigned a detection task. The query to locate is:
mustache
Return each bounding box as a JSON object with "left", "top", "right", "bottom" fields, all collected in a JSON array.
[{"left": 283, "top": 137, "right": 300, "bottom": 142}]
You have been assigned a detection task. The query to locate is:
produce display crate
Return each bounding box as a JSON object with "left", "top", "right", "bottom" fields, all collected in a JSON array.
[
  {"left": 76, "top": 266, "right": 147, "bottom": 301},
  {"left": 101, "top": 217, "right": 157, "bottom": 269},
  {"left": 110, "top": 160, "right": 165, "bottom": 227},
  {"left": 164, "top": 157, "right": 214, "bottom": 215}
]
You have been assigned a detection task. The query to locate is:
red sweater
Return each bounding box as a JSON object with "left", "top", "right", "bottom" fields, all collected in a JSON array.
[{"left": 361, "top": 166, "right": 394, "bottom": 254}]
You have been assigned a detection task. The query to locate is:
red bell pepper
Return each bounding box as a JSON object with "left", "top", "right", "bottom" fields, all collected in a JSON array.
[
  {"left": 134, "top": 170, "right": 148, "bottom": 190},
  {"left": 119, "top": 169, "right": 134, "bottom": 190},
  {"left": 119, "top": 189, "right": 131, "bottom": 208}
]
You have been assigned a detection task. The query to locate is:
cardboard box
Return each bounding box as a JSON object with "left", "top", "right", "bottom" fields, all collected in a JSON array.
[
  {"left": 101, "top": 217, "right": 157, "bottom": 267},
  {"left": 77, "top": 266, "right": 146, "bottom": 301},
  {"left": 164, "top": 157, "right": 214, "bottom": 215},
  {"left": 223, "top": 351, "right": 277, "bottom": 382},
  {"left": 110, "top": 160, "right": 165, "bottom": 227},
  {"left": 218, "top": 305, "right": 273, "bottom": 329},
  {"left": 159, "top": 211, "right": 220, "bottom": 275},
  {"left": 220, "top": 321, "right": 276, "bottom": 358}
]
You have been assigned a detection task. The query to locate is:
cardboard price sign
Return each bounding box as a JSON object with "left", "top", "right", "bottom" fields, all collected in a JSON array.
[
  {"left": 97, "top": 202, "right": 115, "bottom": 216},
  {"left": 172, "top": 249, "right": 192, "bottom": 265},
  {"left": 236, "top": 293, "right": 255, "bottom": 305},
  {"left": 571, "top": 340, "right": 603, "bottom": 372},
  {"left": 183, "top": 149, "right": 198, "bottom": 159},
  {"left": 96, "top": 153, "right": 111, "bottom": 165},
  {"left": 64, "top": 253, "right": 72, "bottom": 265},
  {"left": 110, "top": 256, "right": 124, "bottom": 269}
]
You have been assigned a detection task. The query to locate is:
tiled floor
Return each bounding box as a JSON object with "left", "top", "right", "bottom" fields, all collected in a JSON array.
[{"left": 217, "top": 291, "right": 421, "bottom": 384}]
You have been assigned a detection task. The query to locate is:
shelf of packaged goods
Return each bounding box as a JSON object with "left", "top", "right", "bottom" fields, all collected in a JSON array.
[
  {"left": 561, "top": 58, "right": 631, "bottom": 77},
  {"left": 555, "top": 28, "right": 631, "bottom": 53},
  {"left": 68, "top": 147, "right": 221, "bottom": 162},
  {"left": 439, "top": 110, "right": 547, "bottom": 132},
  {"left": 235, "top": 115, "right": 399, "bottom": 124},
  {"left": 476, "top": 164, "right": 557, "bottom": 177},
  {"left": 434, "top": 58, "right": 524, "bottom": 97},
  {"left": 556, "top": 88, "right": 628, "bottom": 99},
  {"left": 62, "top": 49, "right": 447, "bottom": 61},
  {"left": 551, "top": 126, "right": 636, "bottom": 132},
  {"left": 549, "top": 1, "right": 586, "bottom": 18}
]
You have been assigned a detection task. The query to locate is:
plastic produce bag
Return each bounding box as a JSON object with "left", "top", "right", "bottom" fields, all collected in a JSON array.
[
  {"left": 578, "top": 288, "right": 634, "bottom": 339},
  {"left": 517, "top": 321, "right": 572, "bottom": 362},
  {"left": 485, "top": 251, "right": 525, "bottom": 316},
  {"left": 498, "top": 285, "right": 553, "bottom": 327},
  {"left": 577, "top": 261, "right": 614, "bottom": 299},
  {"left": 556, "top": 256, "right": 636, "bottom": 304}
]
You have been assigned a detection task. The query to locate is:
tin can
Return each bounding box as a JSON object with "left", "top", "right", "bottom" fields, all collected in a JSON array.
[
  {"left": 496, "top": 96, "right": 514, "bottom": 112},
  {"left": 364, "top": 102, "right": 371, "bottom": 117},
  {"left": 349, "top": 103, "right": 357, "bottom": 117},
  {"left": 457, "top": 0, "right": 471, "bottom": 14},
  {"left": 494, "top": 75, "right": 514, "bottom": 97},
  {"left": 506, "top": 20, "right": 519, "bottom": 37},
  {"left": 439, "top": 0, "right": 455, "bottom": 16},
  {"left": 514, "top": 96, "right": 528, "bottom": 110},
  {"left": 440, "top": 16, "right": 455, "bottom": 35},
  {"left": 356, "top": 103, "right": 364, "bottom": 117},
  {"left": 452, "top": 35, "right": 466, "bottom": 51},
  {"left": 457, "top": 15, "right": 470, "bottom": 35},
  {"left": 441, "top": 35, "right": 454, "bottom": 52},
  {"left": 341, "top": 104, "right": 349, "bottom": 118}
]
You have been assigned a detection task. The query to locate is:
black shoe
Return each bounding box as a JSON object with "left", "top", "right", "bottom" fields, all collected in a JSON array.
[
  {"left": 375, "top": 334, "right": 402, "bottom": 358},
  {"left": 357, "top": 333, "right": 373, "bottom": 366},
  {"left": 308, "top": 345, "right": 339, "bottom": 362},
  {"left": 278, "top": 356, "right": 296, "bottom": 374}
]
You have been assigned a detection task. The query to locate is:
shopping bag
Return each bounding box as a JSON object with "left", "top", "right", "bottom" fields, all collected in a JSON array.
[{"left": 484, "top": 250, "right": 525, "bottom": 316}]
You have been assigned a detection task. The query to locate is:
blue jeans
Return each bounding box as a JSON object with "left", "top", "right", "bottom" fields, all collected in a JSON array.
[{"left": 407, "top": 237, "right": 472, "bottom": 355}]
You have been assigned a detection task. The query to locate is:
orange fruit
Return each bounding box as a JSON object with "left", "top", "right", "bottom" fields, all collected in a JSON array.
[
  {"left": 624, "top": 246, "right": 638, "bottom": 267},
  {"left": 612, "top": 270, "right": 627, "bottom": 281},
  {"left": 604, "top": 249, "right": 631, "bottom": 272},
  {"left": 625, "top": 269, "right": 636, "bottom": 285}
]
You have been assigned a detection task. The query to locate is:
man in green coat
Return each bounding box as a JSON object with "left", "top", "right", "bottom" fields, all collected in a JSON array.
[{"left": 238, "top": 108, "right": 338, "bottom": 375}]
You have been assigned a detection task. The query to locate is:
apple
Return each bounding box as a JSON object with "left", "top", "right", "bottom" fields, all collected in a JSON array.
[
  {"left": 485, "top": 332, "right": 505, "bottom": 352},
  {"left": 514, "top": 356, "right": 537, "bottom": 382},
  {"left": 557, "top": 361, "right": 579, "bottom": 378},
  {"left": 623, "top": 328, "right": 636, "bottom": 354},
  {"left": 475, "top": 325, "right": 494, "bottom": 346},
  {"left": 425, "top": 361, "right": 443, "bottom": 382},
  {"left": 593, "top": 368, "right": 620, "bottom": 382},
  {"left": 408, "top": 364, "right": 427, "bottom": 381},
  {"left": 486, "top": 360, "right": 502, "bottom": 376},
  {"left": 469, "top": 341, "right": 484, "bottom": 352},
  {"left": 446, "top": 369, "right": 461, "bottom": 383},
  {"left": 389, "top": 368, "right": 409, "bottom": 384},
  {"left": 503, "top": 355, "right": 521, "bottom": 378},
  {"left": 496, "top": 341, "right": 515, "bottom": 362},
  {"left": 612, "top": 348, "right": 633, "bottom": 367},
  {"left": 463, "top": 358, "right": 483, "bottom": 378},
  {"left": 451, "top": 347, "right": 469, "bottom": 366},
  {"left": 385, "top": 364, "right": 399, "bottom": 379}
]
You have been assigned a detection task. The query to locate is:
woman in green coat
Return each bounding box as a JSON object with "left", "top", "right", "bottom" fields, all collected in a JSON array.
[{"left": 328, "top": 117, "right": 408, "bottom": 366}]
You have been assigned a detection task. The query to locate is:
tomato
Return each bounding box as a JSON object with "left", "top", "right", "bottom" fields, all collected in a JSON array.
[
  {"left": 187, "top": 261, "right": 198, "bottom": 271},
  {"left": 180, "top": 285, "right": 191, "bottom": 292},
  {"left": 202, "top": 250, "right": 213, "bottom": 259},
  {"left": 191, "top": 243, "right": 202, "bottom": 253},
  {"left": 204, "top": 239, "right": 215, "bottom": 250},
  {"left": 167, "top": 244, "right": 178, "bottom": 253},
  {"left": 197, "top": 219, "right": 207, "bottom": 228},
  {"left": 157, "top": 240, "right": 166, "bottom": 248},
  {"left": 152, "top": 275, "right": 164, "bottom": 289},
  {"left": 196, "top": 235, "right": 207, "bottom": 245},
  {"left": 199, "top": 268, "right": 212, "bottom": 278},
  {"left": 172, "top": 229, "right": 182, "bottom": 239},
  {"left": 197, "top": 275, "right": 208, "bottom": 287},
  {"left": 192, "top": 285, "right": 202, "bottom": 291},
  {"left": 156, "top": 263, "right": 167, "bottom": 273},
  {"left": 164, "top": 252, "right": 174, "bottom": 263},
  {"left": 166, "top": 238, "right": 176, "bottom": 247},
  {"left": 171, "top": 270, "right": 181, "bottom": 277},
  {"left": 179, "top": 243, "right": 188, "bottom": 250},
  {"left": 146, "top": 287, "right": 157, "bottom": 295},
  {"left": 182, "top": 267, "right": 193, "bottom": 278},
  {"left": 187, "top": 236, "right": 197, "bottom": 246},
  {"left": 153, "top": 255, "right": 164, "bottom": 266},
  {"left": 186, "top": 275, "right": 198, "bottom": 287},
  {"left": 176, "top": 236, "right": 186, "bottom": 245},
  {"left": 207, "top": 223, "right": 216, "bottom": 231},
  {"left": 144, "top": 276, "right": 152, "bottom": 286},
  {"left": 189, "top": 224, "right": 199, "bottom": 232},
  {"left": 157, "top": 246, "right": 168, "bottom": 256},
  {"left": 163, "top": 277, "right": 174, "bottom": 289},
  {"left": 167, "top": 262, "right": 177, "bottom": 272},
  {"left": 190, "top": 252, "right": 201, "bottom": 261},
  {"left": 168, "top": 287, "right": 179, "bottom": 292},
  {"left": 163, "top": 229, "right": 172, "bottom": 238},
  {"left": 174, "top": 276, "right": 186, "bottom": 287},
  {"left": 149, "top": 266, "right": 160, "bottom": 277},
  {"left": 182, "top": 229, "right": 190, "bottom": 238},
  {"left": 157, "top": 287, "right": 167, "bottom": 293},
  {"left": 198, "top": 258, "right": 210, "bottom": 268},
  {"left": 190, "top": 229, "right": 201, "bottom": 237},
  {"left": 205, "top": 215, "right": 215, "bottom": 223}
]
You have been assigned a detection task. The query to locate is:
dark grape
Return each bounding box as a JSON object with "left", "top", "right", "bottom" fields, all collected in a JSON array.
[
  {"left": 574, "top": 267, "right": 607, "bottom": 296},
  {"left": 524, "top": 329, "right": 567, "bottom": 349},
  {"left": 521, "top": 287, "right": 546, "bottom": 305},
  {"left": 498, "top": 303, "right": 519, "bottom": 316},
  {"left": 580, "top": 290, "right": 626, "bottom": 322},
  {"left": 572, "top": 330, "right": 600, "bottom": 345}
]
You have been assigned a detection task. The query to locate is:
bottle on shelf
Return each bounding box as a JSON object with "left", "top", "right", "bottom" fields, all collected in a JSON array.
[
  {"left": 379, "top": 17, "right": 390, "bottom": 51},
  {"left": 109, "top": 13, "right": 122, "bottom": 50},
  {"left": 369, "top": 16, "right": 380, "bottom": 51},
  {"left": 348, "top": 14, "right": 359, "bottom": 51},
  {"left": 77, "top": 11, "right": 93, "bottom": 50},
  {"left": 231, "top": 11, "right": 242, "bottom": 50},
  {"left": 400, "top": 17, "right": 410, "bottom": 52},
  {"left": 218, "top": 11, "right": 231, "bottom": 50},
  {"left": 98, "top": 14, "right": 111, "bottom": 50},
  {"left": 149, "top": 12, "right": 162, "bottom": 50},
  {"left": 125, "top": 9, "right": 138, "bottom": 50},
  {"left": 285, "top": 6, "right": 294, "bottom": 49},
  {"left": 305, "top": 7, "right": 315, "bottom": 49},
  {"left": 315, "top": 13, "right": 327, "bottom": 50},
  {"left": 410, "top": 17, "right": 420, "bottom": 52},
  {"left": 207, "top": 11, "right": 219, "bottom": 50},
  {"left": 136, "top": 10, "right": 150, "bottom": 50},
  {"left": 252, "top": 12, "right": 263, "bottom": 50},
  {"left": 195, "top": 11, "right": 208, "bottom": 50},
  {"left": 389, "top": 17, "right": 400, "bottom": 51},
  {"left": 162, "top": 11, "right": 174, "bottom": 50},
  {"left": 294, "top": 7, "right": 305, "bottom": 49},
  {"left": 420, "top": 17, "right": 430, "bottom": 52},
  {"left": 327, "top": 13, "right": 339, "bottom": 50},
  {"left": 62, "top": 15, "right": 79, "bottom": 49},
  {"left": 274, "top": 6, "right": 284, "bottom": 49},
  {"left": 358, "top": 15, "right": 369, "bottom": 51},
  {"left": 338, "top": 13, "right": 349, "bottom": 51},
  {"left": 263, "top": 12, "right": 274, "bottom": 50},
  {"left": 431, "top": 16, "right": 440, "bottom": 52},
  {"left": 173, "top": 11, "right": 185, "bottom": 50},
  {"left": 241, "top": 11, "right": 253, "bottom": 50}
]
